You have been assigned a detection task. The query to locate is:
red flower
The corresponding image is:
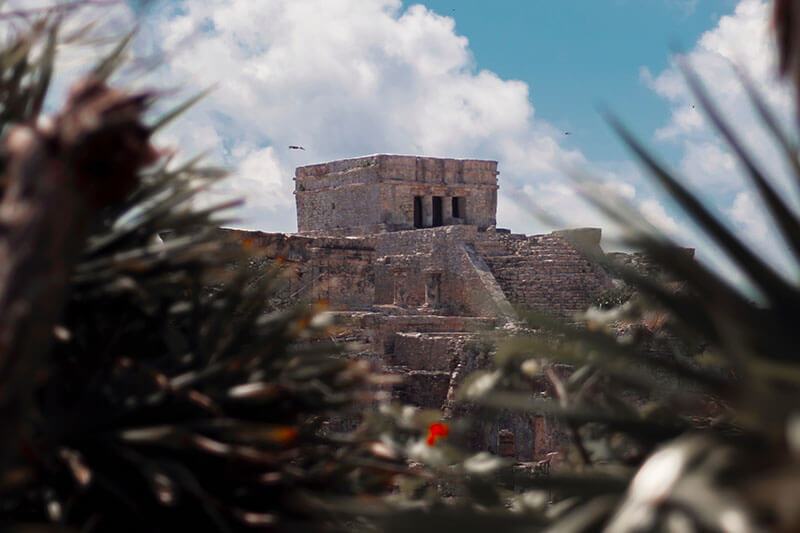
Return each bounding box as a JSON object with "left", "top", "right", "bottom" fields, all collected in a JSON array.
[{"left": 426, "top": 422, "right": 449, "bottom": 446}]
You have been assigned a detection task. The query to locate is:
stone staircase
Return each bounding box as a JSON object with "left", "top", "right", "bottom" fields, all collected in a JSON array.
[
  {"left": 476, "top": 232, "right": 612, "bottom": 317},
  {"left": 388, "top": 330, "right": 486, "bottom": 410},
  {"left": 330, "top": 310, "right": 495, "bottom": 412}
]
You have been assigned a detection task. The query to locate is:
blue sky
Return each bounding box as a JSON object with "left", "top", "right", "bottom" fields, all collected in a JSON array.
[
  {"left": 140, "top": 0, "right": 794, "bottom": 279},
  {"left": 6, "top": 0, "right": 796, "bottom": 281},
  {"left": 413, "top": 0, "right": 739, "bottom": 163}
]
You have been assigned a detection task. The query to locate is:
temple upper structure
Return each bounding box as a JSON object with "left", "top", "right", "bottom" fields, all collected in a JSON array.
[
  {"left": 226, "top": 153, "right": 628, "bottom": 462},
  {"left": 294, "top": 154, "right": 499, "bottom": 234}
]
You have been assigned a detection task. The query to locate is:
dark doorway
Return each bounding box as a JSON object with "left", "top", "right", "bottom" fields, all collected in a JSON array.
[
  {"left": 413, "top": 196, "right": 423, "bottom": 228},
  {"left": 454, "top": 197, "right": 468, "bottom": 219},
  {"left": 432, "top": 196, "right": 443, "bottom": 227}
]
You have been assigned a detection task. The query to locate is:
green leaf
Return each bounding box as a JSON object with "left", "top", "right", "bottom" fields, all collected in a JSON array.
[{"left": 90, "top": 31, "right": 135, "bottom": 82}]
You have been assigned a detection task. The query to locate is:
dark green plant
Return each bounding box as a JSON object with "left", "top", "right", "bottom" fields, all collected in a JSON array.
[
  {"left": 0, "top": 15, "right": 407, "bottom": 532},
  {"left": 8, "top": 4, "right": 800, "bottom": 533}
]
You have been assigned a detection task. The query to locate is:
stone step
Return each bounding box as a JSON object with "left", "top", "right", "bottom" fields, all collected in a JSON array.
[
  {"left": 391, "top": 331, "right": 480, "bottom": 371},
  {"left": 384, "top": 366, "right": 453, "bottom": 409},
  {"left": 327, "top": 311, "right": 498, "bottom": 355},
  {"left": 473, "top": 242, "right": 510, "bottom": 257}
]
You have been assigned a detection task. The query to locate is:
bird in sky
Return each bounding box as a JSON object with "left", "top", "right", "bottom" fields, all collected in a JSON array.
[
  {"left": 288, "top": 145, "right": 305, "bottom": 150},
  {"left": 563, "top": 131, "right": 570, "bottom": 135}
]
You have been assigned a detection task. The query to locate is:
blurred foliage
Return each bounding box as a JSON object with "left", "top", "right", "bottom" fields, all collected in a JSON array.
[
  {"left": 406, "top": 31, "right": 800, "bottom": 533},
  {"left": 0, "top": 13, "right": 414, "bottom": 533},
  {"left": 5, "top": 3, "right": 800, "bottom": 533},
  {"left": 590, "top": 285, "right": 636, "bottom": 311},
  {"left": 374, "top": 5, "right": 800, "bottom": 533}
]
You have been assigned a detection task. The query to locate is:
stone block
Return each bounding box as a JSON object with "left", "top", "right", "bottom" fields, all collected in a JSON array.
[{"left": 393, "top": 332, "right": 462, "bottom": 371}]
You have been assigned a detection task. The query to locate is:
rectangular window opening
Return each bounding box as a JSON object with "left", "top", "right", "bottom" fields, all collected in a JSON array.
[
  {"left": 453, "top": 197, "right": 466, "bottom": 219},
  {"left": 413, "top": 196, "right": 423, "bottom": 228},
  {"left": 432, "top": 196, "right": 443, "bottom": 227}
]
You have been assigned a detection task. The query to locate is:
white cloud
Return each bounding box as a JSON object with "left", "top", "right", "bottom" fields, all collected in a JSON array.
[
  {"left": 644, "top": 0, "right": 793, "bottom": 181},
  {"left": 602, "top": 181, "right": 636, "bottom": 201},
  {"left": 678, "top": 140, "right": 740, "bottom": 189},
  {"left": 728, "top": 191, "right": 768, "bottom": 242},
  {"left": 121, "top": 0, "right": 619, "bottom": 233},
  {"left": 0, "top": 0, "right": 629, "bottom": 238},
  {"left": 0, "top": 0, "right": 684, "bottom": 250},
  {"left": 643, "top": 0, "right": 799, "bottom": 277},
  {"left": 3, "top": 0, "right": 790, "bottom": 281},
  {"left": 723, "top": 190, "right": 796, "bottom": 280},
  {"left": 640, "top": 199, "right": 680, "bottom": 236}
]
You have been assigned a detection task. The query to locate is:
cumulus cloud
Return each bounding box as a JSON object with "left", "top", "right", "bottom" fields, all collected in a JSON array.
[
  {"left": 728, "top": 191, "right": 768, "bottom": 242},
  {"left": 5, "top": 0, "right": 782, "bottom": 273},
  {"left": 640, "top": 199, "right": 680, "bottom": 236},
  {"left": 0, "top": 0, "right": 659, "bottom": 242},
  {"left": 1, "top": 1, "right": 135, "bottom": 100},
  {"left": 721, "top": 189, "right": 798, "bottom": 281},
  {"left": 123, "top": 0, "right": 636, "bottom": 234},
  {"left": 642, "top": 0, "right": 797, "bottom": 276},
  {"left": 643, "top": 0, "right": 793, "bottom": 186}
]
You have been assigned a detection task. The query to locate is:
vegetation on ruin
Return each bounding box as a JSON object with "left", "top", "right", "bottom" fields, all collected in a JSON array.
[{"left": 0, "top": 11, "right": 415, "bottom": 532}]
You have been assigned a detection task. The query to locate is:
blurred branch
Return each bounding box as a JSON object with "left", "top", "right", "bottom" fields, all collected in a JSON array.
[
  {"left": 775, "top": 0, "right": 800, "bottom": 118},
  {"left": 0, "top": 78, "right": 156, "bottom": 470},
  {"left": 0, "top": 0, "right": 123, "bottom": 21}
]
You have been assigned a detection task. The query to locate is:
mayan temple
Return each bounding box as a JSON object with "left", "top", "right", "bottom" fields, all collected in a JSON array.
[{"left": 228, "top": 154, "right": 618, "bottom": 460}]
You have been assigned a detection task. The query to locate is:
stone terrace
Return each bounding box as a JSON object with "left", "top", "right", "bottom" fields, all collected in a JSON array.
[{"left": 225, "top": 155, "right": 618, "bottom": 461}]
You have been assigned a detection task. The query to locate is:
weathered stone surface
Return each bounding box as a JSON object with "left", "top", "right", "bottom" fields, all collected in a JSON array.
[
  {"left": 498, "top": 429, "right": 515, "bottom": 458},
  {"left": 394, "top": 370, "right": 452, "bottom": 409},
  {"left": 225, "top": 155, "right": 628, "bottom": 461},
  {"left": 479, "top": 231, "right": 612, "bottom": 317},
  {"left": 296, "top": 155, "right": 498, "bottom": 234},
  {"left": 392, "top": 332, "right": 484, "bottom": 372}
]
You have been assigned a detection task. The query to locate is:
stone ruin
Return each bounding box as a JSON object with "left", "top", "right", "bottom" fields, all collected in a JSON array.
[
  {"left": 295, "top": 155, "right": 498, "bottom": 234},
  {"left": 227, "top": 154, "right": 620, "bottom": 462}
]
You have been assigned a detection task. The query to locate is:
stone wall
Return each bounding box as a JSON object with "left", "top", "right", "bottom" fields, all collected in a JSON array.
[
  {"left": 221, "top": 229, "right": 376, "bottom": 310},
  {"left": 225, "top": 225, "right": 613, "bottom": 319},
  {"left": 221, "top": 223, "right": 614, "bottom": 462},
  {"left": 374, "top": 225, "right": 506, "bottom": 316},
  {"left": 296, "top": 182, "right": 384, "bottom": 235},
  {"left": 477, "top": 231, "right": 613, "bottom": 317},
  {"left": 226, "top": 149, "right": 625, "bottom": 463},
  {"left": 295, "top": 155, "right": 498, "bottom": 234}
]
